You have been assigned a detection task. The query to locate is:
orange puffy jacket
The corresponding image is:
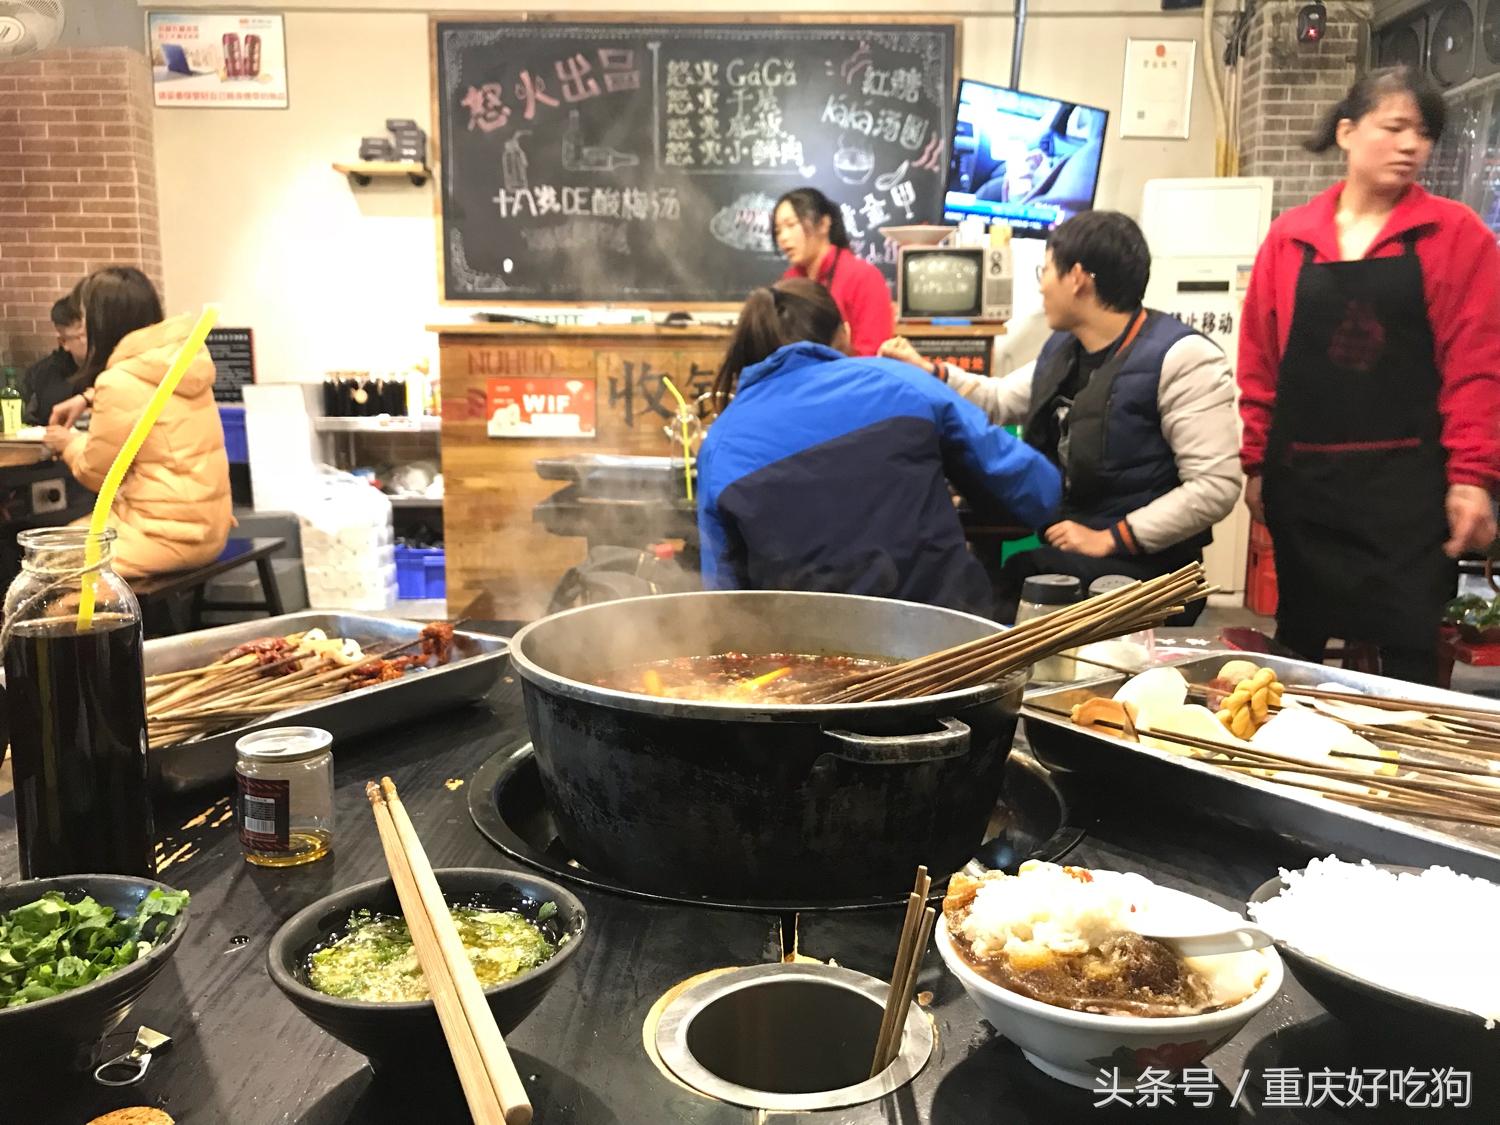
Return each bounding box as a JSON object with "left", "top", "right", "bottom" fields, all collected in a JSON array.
[{"left": 62, "top": 314, "right": 232, "bottom": 579}]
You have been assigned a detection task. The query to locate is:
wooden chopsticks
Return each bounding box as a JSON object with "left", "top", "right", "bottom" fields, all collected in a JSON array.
[
  {"left": 869, "top": 866, "right": 935, "bottom": 1078},
  {"left": 366, "top": 777, "right": 532, "bottom": 1125}
]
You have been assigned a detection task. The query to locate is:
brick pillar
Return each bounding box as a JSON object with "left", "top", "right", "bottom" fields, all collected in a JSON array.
[
  {"left": 1238, "top": 1, "right": 1373, "bottom": 215},
  {"left": 0, "top": 47, "right": 162, "bottom": 367}
]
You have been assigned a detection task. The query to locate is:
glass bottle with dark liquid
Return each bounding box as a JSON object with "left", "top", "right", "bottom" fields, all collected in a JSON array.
[{"left": 2, "top": 528, "right": 154, "bottom": 878}]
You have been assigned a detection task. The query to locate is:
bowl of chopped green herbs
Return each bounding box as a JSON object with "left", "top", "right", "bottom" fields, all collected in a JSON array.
[
  {"left": 266, "top": 868, "right": 586, "bottom": 1062},
  {"left": 0, "top": 876, "right": 189, "bottom": 1076}
]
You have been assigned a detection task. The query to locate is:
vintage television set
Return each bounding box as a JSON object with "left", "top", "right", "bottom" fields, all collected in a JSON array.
[
  {"left": 895, "top": 243, "right": 1012, "bottom": 323},
  {"left": 944, "top": 78, "right": 1109, "bottom": 237}
]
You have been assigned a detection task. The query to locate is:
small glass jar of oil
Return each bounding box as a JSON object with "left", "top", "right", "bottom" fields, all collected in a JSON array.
[{"left": 234, "top": 727, "right": 334, "bottom": 867}]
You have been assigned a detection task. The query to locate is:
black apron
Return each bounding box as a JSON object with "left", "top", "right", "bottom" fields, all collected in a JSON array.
[{"left": 1263, "top": 234, "right": 1454, "bottom": 649}]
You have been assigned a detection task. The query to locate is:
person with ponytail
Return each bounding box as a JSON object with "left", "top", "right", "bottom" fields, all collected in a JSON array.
[
  {"left": 773, "top": 187, "right": 894, "bottom": 356},
  {"left": 696, "top": 278, "right": 1060, "bottom": 616},
  {"left": 1238, "top": 66, "right": 1500, "bottom": 685}
]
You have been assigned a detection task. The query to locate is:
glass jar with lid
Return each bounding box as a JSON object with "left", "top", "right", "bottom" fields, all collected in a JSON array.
[
  {"left": 235, "top": 726, "right": 334, "bottom": 867},
  {"left": 1014, "top": 573, "right": 1081, "bottom": 681},
  {"left": 1069, "top": 575, "right": 1156, "bottom": 675}
]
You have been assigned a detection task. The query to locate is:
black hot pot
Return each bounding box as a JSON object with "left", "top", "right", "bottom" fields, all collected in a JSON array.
[{"left": 507, "top": 591, "right": 1024, "bottom": 900}]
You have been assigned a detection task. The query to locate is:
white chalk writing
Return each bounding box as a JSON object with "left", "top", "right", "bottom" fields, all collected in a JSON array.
[
  {"left": 822, "top": 94, "right": 932, "bottom": 153},
  {"left": 494, "top": 185, "right": 680, "bottom": 221},
  {"left": 662, "top": 53, "right": 804, "bottom": 172}
]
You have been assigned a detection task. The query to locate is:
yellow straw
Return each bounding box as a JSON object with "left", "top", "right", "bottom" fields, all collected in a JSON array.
[
  {"left": 659, "top": 376, "right": 694, "bottom": 502},
  {"left": 77, "top": 305, "right": 220, "bottom": 629}
]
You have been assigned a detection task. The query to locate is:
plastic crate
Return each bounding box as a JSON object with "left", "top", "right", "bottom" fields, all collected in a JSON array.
[
  {"left": 219, "top": 405, "right": 248, "bottom": 464},
  {"left": 1245, "top": 519, "right": 1278, "bottom": 616},
  {"left": 395, "top": 545, "right": 445, "bottom": 599}
]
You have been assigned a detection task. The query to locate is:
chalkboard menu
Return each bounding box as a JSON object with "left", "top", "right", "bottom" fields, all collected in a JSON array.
[
  {"left": 434, "top": 20, "right": 957, "bottom": 303},
  {"left": 206, "top": 328, "right": 254, "bottom": 403}
]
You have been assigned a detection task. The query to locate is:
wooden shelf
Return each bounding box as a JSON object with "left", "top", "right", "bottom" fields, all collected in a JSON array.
[
  {"left": 388, "top": 496, "right": 444, "bottom": 508},
  {"left": 332, "top": 160, "right": 430, "bottom": 187},
  {"left": 314, "top": 415, "right": 441, "bottom": 434}
]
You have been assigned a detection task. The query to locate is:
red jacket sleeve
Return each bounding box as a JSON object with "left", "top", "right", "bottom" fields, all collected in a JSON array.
[
  {"left": 1236, "top": 233, "right": 1283, "bottom": 477},
  {"left": 1428, "top": 211, "right": 1500, "bottom": 492},
  {"left": 843, "top": 263, "right": 895, "bottom": 357}
]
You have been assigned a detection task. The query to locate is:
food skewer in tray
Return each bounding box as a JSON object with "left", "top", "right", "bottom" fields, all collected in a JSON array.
[
  {"left": 1027, "top": 692, "right": 1500, "bottom": 828},
  {"left": 1071, "top": 651, "right": 1500, "bottom": 757},
  {"left": 146, "top": 622, "right": 459, "bottom": 746}
]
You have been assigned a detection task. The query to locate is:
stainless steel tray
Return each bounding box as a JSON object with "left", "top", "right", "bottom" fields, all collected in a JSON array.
[
  {"left": 1022, "top": 651, "right": 1500, "bottom": 882},
  {"left": 145, "top": 612, "right": 508, "bottom": 793}
]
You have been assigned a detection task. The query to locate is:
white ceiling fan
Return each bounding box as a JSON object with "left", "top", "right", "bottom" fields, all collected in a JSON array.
[{"left": 0, "top": 1, "right": 65, "bottom": 60}]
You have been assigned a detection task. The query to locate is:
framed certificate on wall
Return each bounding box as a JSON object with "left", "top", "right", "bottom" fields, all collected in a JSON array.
[{"left": 1121, "top": 38, "right": 1196, "bottom": 140}]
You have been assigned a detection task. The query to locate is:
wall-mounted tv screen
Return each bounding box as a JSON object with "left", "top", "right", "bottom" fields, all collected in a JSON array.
[{"left": 944, "top": 79, "right": 1108, "bottom": 237}]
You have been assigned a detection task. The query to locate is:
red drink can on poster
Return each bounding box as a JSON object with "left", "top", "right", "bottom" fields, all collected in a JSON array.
[
  {"left": 222, "top": 32, "right": 242, "bottom": 78},
  {"left": 245, "top": 34, "right": 261, "bottom": 79}
]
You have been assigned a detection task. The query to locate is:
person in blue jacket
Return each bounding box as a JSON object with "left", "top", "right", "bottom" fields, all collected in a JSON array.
[{"left": 696, "top": 278, "right": 1062, "bottom": 617}]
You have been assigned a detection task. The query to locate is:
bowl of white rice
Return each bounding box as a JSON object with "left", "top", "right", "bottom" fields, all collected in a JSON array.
[{"left": 1248, "top": 857, "right": 1500, "bottom": 1051}]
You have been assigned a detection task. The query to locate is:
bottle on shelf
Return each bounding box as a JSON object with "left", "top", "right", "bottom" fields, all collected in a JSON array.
[{"left": 0, "top": 367, "right": 21, "bottom": 434}]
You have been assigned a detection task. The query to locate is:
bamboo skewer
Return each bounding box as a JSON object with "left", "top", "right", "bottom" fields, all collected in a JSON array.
[
  {"left": 1328, "top": 747, "right": 1500, "bottom": 781},
  {"left": 1028, "top": 699, "right": 1490, "bottom": 791},
  {"left": 149, "top": 661, "right": 325, "bottom": 715},
  {"left": 1061, "top": 652, "right": 1142, "bottom": 677},
  {"left": 147, "top": 645, "right": 414, "bottom": 743},
  {"left": 1200, "top": 756, "right": 1500, "bottom": 810},
  {"left": 1027, "top": 702, "right": 1500, "bottom": 818},
  {"left": 1278, "top": 683, "right": 1500, "bottom": 726},
  {"left": 151, "top": 692, "right": 344, "bottom": 725},
  {"left": 379, "top": 618, "right": 469, "bottom": 661},
  {"left": 1232, "top": 771, "right": 1500, "bottom": 828},
  {"left": 144, "top": 620, "right": 468, "bottom": 747},
  {"left": 794, "top": 566, "right": 1211, "bottom": 705},
  {"left": 375, "top": 778, "right": 532, "bottom": 1125},
  {"left": 147, "top": 662, "right": 269, "bottom": 710},
  {"left": 1327, "top": 790, "right": 1500, "bottom": 830},
  {"left": 145, "top": 657, "right": 266, "bottom": 684},
  {"left": 870, "top": 867, "right": 932, "bottom": 1078},
  {"left": 802, "top": 566, "right": 1205, "bottom": 701},
  {"left": 877, "top": 905, "right": 935, "bottom": 1074},
  {"left": 870, "top": 870, "right": 924, "bottom": 1080},
  {"left": 149, "top": 664, "right": 344, "bottom": 719}
]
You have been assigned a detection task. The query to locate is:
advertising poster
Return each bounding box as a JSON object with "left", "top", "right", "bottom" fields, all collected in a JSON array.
[
  {"left": 148, "top": 12, "right": 288, "bottom": 109},
  {"left": 486, "top": 377, "right": 597, "bottom": 439}
]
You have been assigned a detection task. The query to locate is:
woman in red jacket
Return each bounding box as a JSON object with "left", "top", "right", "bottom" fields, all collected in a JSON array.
[
  {"left": 773, "top": 187, "right": 894, "bottom": 356},
  {"left": 1238, "top": 67, "right": 1500, "bottom": 685}
]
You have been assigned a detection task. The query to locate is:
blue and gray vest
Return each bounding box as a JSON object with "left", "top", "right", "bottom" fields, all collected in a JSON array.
[{"left": 1026, "top": 310, "right": 1211, "bottom": 551}]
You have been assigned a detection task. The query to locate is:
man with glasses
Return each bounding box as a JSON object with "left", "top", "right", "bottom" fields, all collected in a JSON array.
[
  {"left": 881, "top": 211, "right": 1242, "bottom": 623},
  {"left": 21, "top": 292, "right": 88, "bottom": 426}
]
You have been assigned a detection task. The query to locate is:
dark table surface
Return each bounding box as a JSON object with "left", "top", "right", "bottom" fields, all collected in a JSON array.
[{"left": 2, "top": 660, "right": 1495, "bottom": 1125}]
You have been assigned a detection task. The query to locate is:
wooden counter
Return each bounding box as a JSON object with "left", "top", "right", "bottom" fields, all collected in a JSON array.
[
  {"left": 432, "top": 321, "right": 1004, "bottom": 619},
  {"left": 0, "top": 437, "right": 51, "bottom": 469}
]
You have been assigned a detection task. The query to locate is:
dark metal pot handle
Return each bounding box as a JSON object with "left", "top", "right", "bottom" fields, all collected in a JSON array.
[{"left": 821, "top": 717, "right": 972, "bottom": 765}]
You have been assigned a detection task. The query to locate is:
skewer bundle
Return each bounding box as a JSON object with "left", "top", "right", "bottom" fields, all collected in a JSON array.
[
  {"left": 784, "top": 564, "right": 1212, "bottom": 705},
  {"left": 1029, "top": 698, "right": 1500, "bottom": 831},
  {"left": 146, "top": 623, "right": 458, "bottom": 746},
  {"left": 870, "top": 867, "right": 935, "bottom": 1077}
]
